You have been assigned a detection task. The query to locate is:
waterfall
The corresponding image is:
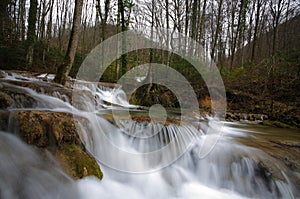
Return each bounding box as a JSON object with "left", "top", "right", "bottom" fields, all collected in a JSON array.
[
  {"left": 0, "top": 71, "right": 298, "bottom": 199},
  {"left": 0, "top": 132, "right": 77, "bottom": 199}
]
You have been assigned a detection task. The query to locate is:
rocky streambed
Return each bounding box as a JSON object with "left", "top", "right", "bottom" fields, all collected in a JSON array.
[
  {"left": 235, "top": 124, "right": 300, "bottom": 191},
  {"left": 0, "top": 70, "right": 299, "bottom": 193}
]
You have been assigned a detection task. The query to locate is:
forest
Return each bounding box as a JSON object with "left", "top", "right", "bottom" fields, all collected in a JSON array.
[
  {"left": 1, "top": 1, "right": 300, "bottom": 198},
  {"left": 0, "top": 0, "right": 300, "bottom": 126}
]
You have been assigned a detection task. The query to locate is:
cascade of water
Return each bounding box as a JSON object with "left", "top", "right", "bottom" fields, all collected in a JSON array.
[
  {"left": 0, "top": 72, "right": 298, "bottom": 199},
  {"left": 0, "top": 132, "right": 77, "bottom": 199},
  {"left": 75, "top": 115, "right": 295, "bottom": 198}
]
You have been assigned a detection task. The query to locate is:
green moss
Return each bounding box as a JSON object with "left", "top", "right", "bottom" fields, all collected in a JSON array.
[
  {"left": 57, "top": 144, "right": 103, "bottom": 180},
  {"left": 17, "top": 111, "right": 48, "bottom": 147},
  {"left": 14, "top": 111, "right": 102, "bottom": 180},
  {"left": 0, "top": 92, "right": 13, "bottom": 109},
  {"left": 261, "top": 120, "right": 294, "bottom": 129}
]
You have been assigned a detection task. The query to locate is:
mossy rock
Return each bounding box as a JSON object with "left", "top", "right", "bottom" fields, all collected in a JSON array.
[
  {"left": 56, "top": 144, "right": 103, "bottom": 179},
  {"left": 14, "top": 110, "right": 83, "bottom": 147},
  {"left": 0, "top": 91, "right": 13, "bottom": 109},
  {"left": 13, "top": 110, "right": 103, "bottom": 180},
  {"left": 262, "top": 120, "right": 294, "bottom": 129},
  {"left": 16, "top": 111, "right": 49, "bottom": 147}
]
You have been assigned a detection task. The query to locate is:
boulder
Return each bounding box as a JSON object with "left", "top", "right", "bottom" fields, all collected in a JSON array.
[
  {"left": 55, "top": 144, "right": 103, "bottom": 179},
  {"left": 0, "top": 91, "right": 13, "bottom": 109},
  {"left": 2, "top": 110, "right": 103, "bottom": 179},
  {"left": 0, "top": 84, "right": 37, "bottom": 108}
]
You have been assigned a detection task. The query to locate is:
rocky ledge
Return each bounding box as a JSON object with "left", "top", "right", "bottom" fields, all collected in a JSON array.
[
  {"left": 0, "top": 110, "right": 103, "bottom": 179},
  {"left": 236, "top": 129, "right": 300, "bottom": 192},
  {"left": 0, "top": 71, "right": 103, "bottom": 179}
]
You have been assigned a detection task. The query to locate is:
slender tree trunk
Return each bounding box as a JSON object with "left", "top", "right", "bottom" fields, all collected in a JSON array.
[
  {"left": 146, "top": 0, "right": 155, "bottom": 96},
  {"left": 199, "top": 0, "right": 207, "bottom": 46},
  {"left": 97, "top": 0, "right": 111, "bottom": 41},
  {"left": 26, "top": 0, "right": 38, "bottom": 69},
  {"left": 47, "top": 0, "right": 54, "bottom": 52},
  {"left": 18, "top": 0, "right": 26, "bottom": 42},
  {"left": 238, "top": 0, "right": 248, "bottom": 66},
  {"left": 251, "top": 0, "right": 262, "bottom": 62},
  {"left": 118, "top": 0, "right": 127, "bottom": 76},
  {"left": 59, "top": 0, "right": 69, "bottom": 51},
  {"left": 0, "top": 0, "right": 10, "bottom": 45},
  {"left": 211, "top": 0, "right": 223, "bottom": 61},
  {"left": 228, "top": 2, "right": 236, "bottom": 68},
  {"left": 12, "top": 1, "right": 17, "bottom": 40},
  {"left": 283, "top": 0, "right": 290, "bottom": 50},
  {"left": 246, "top": 0, "right": 255, "bottom": 61},
  {"left": 230, "top": 0, "right": 245, "bottom": 68},
  {"left": 269, "top": 0, "right": 284, "bottom": 114},
  {"left": 166, "top": 0, "right": 170, "bottom": 59},
  {"left": 191, "top": 0, "right": 198, "bottom": 40},
  {"left": 54, "top": 0, "right": 84, "bottom": 85},
  {"left": 184, "top": 0, "right": 189, "bottom": 54}
]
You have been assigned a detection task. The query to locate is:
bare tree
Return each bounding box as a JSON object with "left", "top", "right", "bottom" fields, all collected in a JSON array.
[
  {"left": 270, "top": 0, "right": 285, "bottom": 56},
  {"left": 229, "top": 0, "right": 247, "bottom": 68},
  {"left": 54, "top": 0, "right": 84, "bottom": 85},
  {"left": 211, "top": 0, "right": 224, "bottom": 62},
  {"left": 199, "top": 0, "right": 207, "bottom": 45},
  {"left": 26, "top": 0, "right": 38, "bottom": 68},
  {"left": 0, "top": 0, "right": 11, "bottom": 45},
  {"left": 96, "top": 0, "right": 111, "bottom": 41},
  {"left": 251, "top": 0, "right": 263, "bottom": 62}
]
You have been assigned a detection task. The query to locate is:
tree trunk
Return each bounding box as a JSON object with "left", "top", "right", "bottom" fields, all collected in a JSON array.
[
  {"left": 199, "top": 0, "right": 207, "bottom": 46},
  {"left": 251, "top": 0, "right": 261, "bottom": 62},
  {"left": 0, "top": 0, "right": 10, "bottom": 45},
  {"left": 19, "top": 0, "right": 26, "bottom": 41},
  {"left": 97, "top": 0, "right": 111, "bottom": 41},
  {"left": 46, "top": 0, "right": 54, "bottom": 52},
  {"left": 166, "top": 0, "right": 170, "bottom": 65},
  {"left": 190, "top": 0, "right": 198, "bottom": 40},
  {"left": 118, "top": 0, "right": 127, "bottom": 76},
  {"left": 26, "top": 0, "right": 38, "bottom": 69},
  {"left": 211, "top": 0, "right": 223, "bottom": 61},
  {"left": 54, "top": 0, "right": 84, "bottom": 85},
  {"left": 230, "top": 0, "right": 245, "bottom": 69},
  {"left": 146, "top": 0, "right": 155, "bottom": 96}
]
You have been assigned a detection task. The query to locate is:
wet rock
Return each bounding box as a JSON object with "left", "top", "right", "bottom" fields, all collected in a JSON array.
[
  {"left": 236, "top": 131, "right": 300, "bottom": 192},
  {"left": 0, "top": 84, "right": 38, "bottom": 108},
  {"left": 256, "top": 159, "right": 286, "bottom": 182},
  {"left": 0, "top": 111, "right": 9, "bottom": 131},
  {"left": 225, "top": 112, "right": 269, "bottom": 122},
  {"left": 0, "top": 71, "right": 5, "bottom": 78},
  {"left": 16, "top": 111, "right": 49, "bottom": 147},
  {"left": 10, "top": 110, "right": 102, "bottom": 179},
  {"left": 14, "top": 111, "right": 84, "bottom": 147},
  {"left": 1, "top": 79, "right": 72, "bottom": 102},
  {"left": 0, "top": 92, "right": 13, "bottom": 109},
  {"left": 0, "top": 78, "right": 99, "bottom": 109},
  {"left": 55, "top": 144, "right": 103, "bottom": 179}
]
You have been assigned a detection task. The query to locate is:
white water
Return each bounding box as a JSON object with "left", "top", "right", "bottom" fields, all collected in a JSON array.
[{"left": 0, "top": 71, "right": 298, "bottom": 199}]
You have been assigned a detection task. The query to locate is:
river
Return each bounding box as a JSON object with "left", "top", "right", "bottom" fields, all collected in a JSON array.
[{"left": 0, "top": 71, "right": 299, "bottom": 199}]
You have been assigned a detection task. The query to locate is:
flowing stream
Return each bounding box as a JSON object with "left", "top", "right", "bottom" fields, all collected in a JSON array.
[{"left": 0, "top": 71, "right": 299, "bottom": 199}]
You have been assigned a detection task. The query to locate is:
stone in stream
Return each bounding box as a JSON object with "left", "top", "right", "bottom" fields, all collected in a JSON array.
[{"left": 0, "top": 110, "right": 103, "bottom": 180}]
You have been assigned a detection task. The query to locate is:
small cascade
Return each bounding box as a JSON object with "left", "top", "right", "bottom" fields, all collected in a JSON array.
[
  {"left": 0, "top": 132, "right": 76, "bottom": 199},
  {"left": 0, "top": 71, "right": 298, "bottom": 199},
  {"left": 75, "top": 115, "right": 296, "bottom": 198}
]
